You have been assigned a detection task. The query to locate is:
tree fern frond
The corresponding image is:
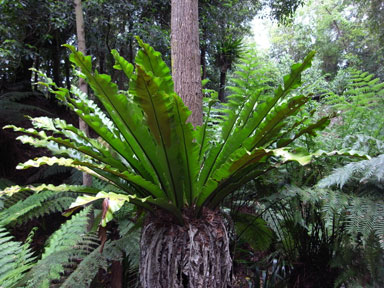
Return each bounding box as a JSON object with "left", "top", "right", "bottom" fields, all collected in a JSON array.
[
  {"left": 17, "top": 207, "right": 94, "bottom": 288},
  {"left": 26, "top": 165, "right": 74, "bottom": 184},
  {"left": 318, "top": 154, "right": 384, "bottom": 188},
  {"left": 324, "top": 69, "right": 384, "bottom": 140},
  {"left": 346, "top": 197, "right": 384, "bottom": 248},
  {"left": 43, "top": 206, "right": 92, "bottom": 258},
  {"left": 23, "top": 234, "right": 100, "bottom": 288},
  {"left": 56, "top": 231, "right": 140, "bottom": 288},
  {"left": 342, "top": 134, "right": 384, "bottom": 156},
  {"left": 0, "top": 226, "right": 36, "bottom": 288},
  {"left": 0, "top": 91, "right": 52, "bottom": 123},
  {"left": 0, "top": 190, "right": 75, "bottom": 226}
]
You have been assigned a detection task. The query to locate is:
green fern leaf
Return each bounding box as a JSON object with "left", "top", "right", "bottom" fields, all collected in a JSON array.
[{"left": 0, "top": 227, "right": 35, "bottom": 287}]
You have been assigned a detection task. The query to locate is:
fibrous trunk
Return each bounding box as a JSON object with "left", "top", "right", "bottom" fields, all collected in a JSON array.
[{"left": 140, "top": 208, "right": 232, "bottom": 288}]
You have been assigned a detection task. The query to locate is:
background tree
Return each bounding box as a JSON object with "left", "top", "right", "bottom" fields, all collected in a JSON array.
[
  {"left": 171, "top": 0, "right": 203, "bottom": 126},
  {"left": 74, "top": 0, "right": 92, "bottom": 187},
  {"left": 269, "top": 0, "right": 384, "bottom": 79}
]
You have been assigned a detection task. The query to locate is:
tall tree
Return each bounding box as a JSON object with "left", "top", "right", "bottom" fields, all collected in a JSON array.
[
  {"left": 171, "top": 0, "right": 203, "bottom": 126},
  {"left": 74, "top": 0, "right": 92, "bottom": 187}
]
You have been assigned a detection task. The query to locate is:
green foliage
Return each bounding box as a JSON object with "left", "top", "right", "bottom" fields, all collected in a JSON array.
[
  {"left": 0, "top": 226, "right": 35, "bottom": 288},
  {"left": 234, "top": 213, "right": 273, "bottom": 251},
  {"left": 267, "top": 0, "right": 305, "bottom": 24},
  {"left": 42, "top": 206, "right": 92, "bottom": 258},
  {"left": 0, "top": 190, "right": 75, "bottom": 226},
  {"left": 1, "top": 40, "right": 329, "bottom": 228},
  {"left": 323, "top": 69, "right": 384, "bottom": 141},
  {"left": 227, "top": 47, "right": 277, "bottom": 97},
  {"left": 319, "top": 154, "right": 384, "bottom": 190},
  {"left": 0, "top": 188, "right": 141, "bottom": 288},
  {"left": 269, "top": 0, "right": 384, "bottom": 79},
  {"left": 19, "top": 206, "right": 103, "bottom": 288},
  {"left": 0, "top": 91, "right": 51, "bottom": 124},
  {"left": 264, "top": 183, "right": 384, "bottom": 286}
]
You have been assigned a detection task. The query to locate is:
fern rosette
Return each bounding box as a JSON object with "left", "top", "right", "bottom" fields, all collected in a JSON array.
[{"left": 1, "top": 39, "right": 336, "bottom": 287}]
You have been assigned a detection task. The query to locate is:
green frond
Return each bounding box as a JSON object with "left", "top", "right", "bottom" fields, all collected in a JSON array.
[
  {"left": 0, "top": 91, "right": 51, "bottom": 123},
  {"left": 64, "top": 191, "right": 149, "bottom": 227},
  {"left": 26, "top": 165, "right": 74, "bottom": 184},
  {"left": 15, "top": 157, "right": 164, "bottom": 198},
  {"left": 0, "top": 226, "right": 36, "bottom": 288},
  {"left": 131, "top": 38, "right": 199, "bottom": 207},
  {"left": 43, "top": 206, "right": 92, "bottom": 258},
  {"left": 318, "top": 154, "right": 384, "bottom": 188},
  {"left": 324, "top": 68, "right": 384, "bottom": 139},
  {"left": 23, "top": 233, "right": 100, "bottom": 288},
  {"left": 198, "top": 52, "right": 317, "bottom": 196},
  {"left": 346, "top": 197, "right": 384, "bottom": 247},
  {"left": 233, "top": 213, "right": 273, "bottom": 251},
  {"left": 58, "top": 232, "right": 140, "bottom": 288},
  {"left": 0, "top": 190, "right": 75, "bottom": 226},
  {"left": 1, "top": 183, "right": 100, "bottom": 198},
  {"left": 111, "top": 49, "right": 134, "bottom": 80},
  {"left": 65, "top": 44, "right": 160, "bottom": 183},
  {"left": 3, "top": 41, "right": 332, "bottom": 226}
]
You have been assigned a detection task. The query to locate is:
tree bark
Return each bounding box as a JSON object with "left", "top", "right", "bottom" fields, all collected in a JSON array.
[
  {"left": 218, "top": 69, "right": 227, "bottom": 102},
  {"left": 201, "top": 46, "right": 207, "bottom": 80},
  {"left": 171, "top": 0, "right": 203, "bottom": 127},
  {"left": 74, "top": 0, "right": 92, "bottom": 187},
  {"left": 52, "top": 44, "right": 61, "bottom": 86},
  {"left": 64, "top": 57, "right": 71, "bottom": 92}
]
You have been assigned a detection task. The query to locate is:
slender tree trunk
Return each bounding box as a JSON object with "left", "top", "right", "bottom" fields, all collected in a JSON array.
[
  {"left": 64, "top": 56, "right": 71, "bottom": 92},
  {"left": 14, "top": 57, "right": 33, "bottom": 92},
  {"left": 218, "top": 68, "right": 227, "bottom": 102},
  {"left": 201, "top": 46, "right": 207, "bottom": 80},
  {"left": 171, "top": 0, "right": 203, "bottom": 127},
  {"left": 52, "top": 47, "right": 61, "bottom": 86},
  {"left": 74, "top": 0, "right": 92, "bottom": 187},
  {"left": 34, "top": 55, "right": 40, "bottom": 90}
]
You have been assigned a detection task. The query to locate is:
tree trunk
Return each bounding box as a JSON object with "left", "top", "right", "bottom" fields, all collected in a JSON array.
[
  {"left": 201, "top": 46, "right": 207, "bottom": 80},
  {"left": 218, "top": 68, "right": 227, "bottom": 102},
  {"left": 64, "top": 56, "right": 71, "bottom": 92},
  {"left": 140, "top": 209, "right": 232, "bottom": 288},
  {"left": 34, "top": 55, "right": 40, "bottom": 90},
  {"left": 111, "top": 260, "right": 123, "bottom": 288},
  {"left": 74, "top": 0, "right": 92, "bottom": 187},
  {"left": 52, "top": 48, "right": 61, "bottom": 87},
  {"left": 171, "top": 0, "right": 203, "bottom": 127}
]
